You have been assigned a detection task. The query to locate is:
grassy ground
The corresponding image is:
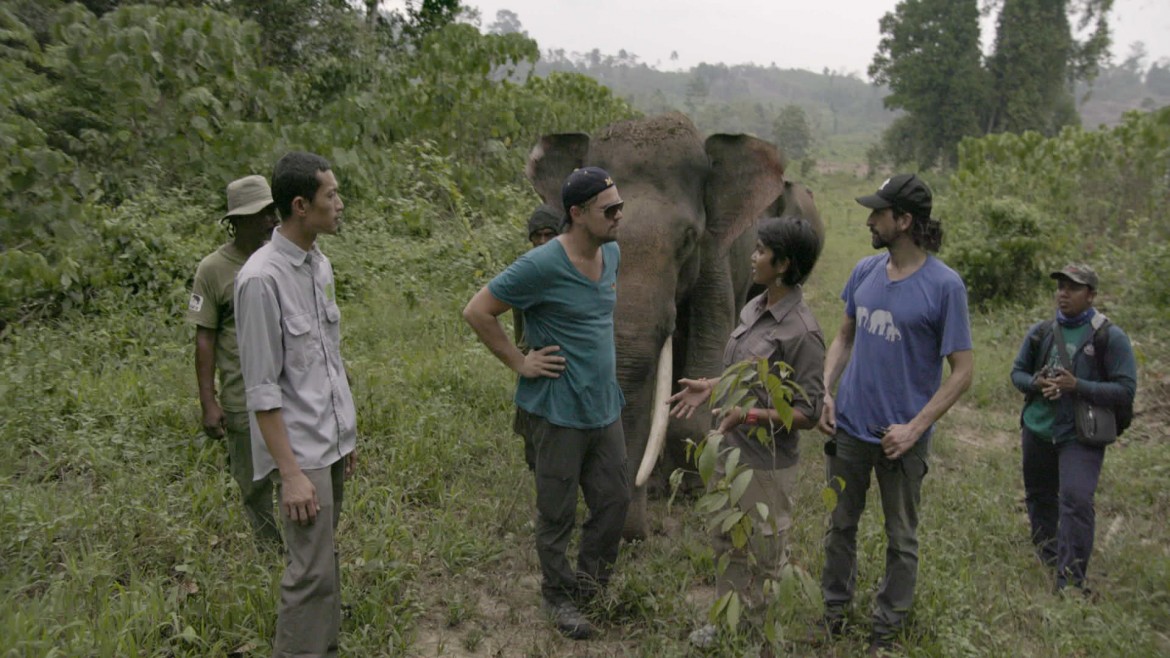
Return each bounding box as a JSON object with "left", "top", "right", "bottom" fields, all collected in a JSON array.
[{"left": 2, "top": 173, "right": 1168, "bottom": 657}]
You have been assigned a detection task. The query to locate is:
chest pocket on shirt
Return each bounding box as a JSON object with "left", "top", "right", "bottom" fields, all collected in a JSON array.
[
  {"left": 725, "top": 325, "right": 778, "bottom": 366},
  {"left": 324, "top": 302, "right": 342, "bottom": 352},
  {"left": 284, "top": 311, "right": 314, "bottom": 371}
]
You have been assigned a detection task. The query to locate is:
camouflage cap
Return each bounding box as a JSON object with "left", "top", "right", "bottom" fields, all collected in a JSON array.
[{"left": 1051, "top": 263, "right": 1099, "bottom": 290}]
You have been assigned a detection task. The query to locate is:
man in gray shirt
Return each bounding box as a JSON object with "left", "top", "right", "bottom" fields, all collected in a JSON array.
[{"left": 235, "top": 151, "right": 357, "bottom": 658}]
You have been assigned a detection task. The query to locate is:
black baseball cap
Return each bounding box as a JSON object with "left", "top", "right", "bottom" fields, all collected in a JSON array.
[
  {"left": 561, "top": 167, "right": 615, "bottom": 214},
  {"left": 856, "top": 173, "right": 933, "bottom": 218}
]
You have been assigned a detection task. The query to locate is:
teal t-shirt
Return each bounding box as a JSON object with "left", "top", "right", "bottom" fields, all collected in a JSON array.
[
  {"left": 488, "top": 240, "right": 625, "bottom": 429},
  {"left": 1022, "top": 322, "right": 1089, "bottom": 439}
]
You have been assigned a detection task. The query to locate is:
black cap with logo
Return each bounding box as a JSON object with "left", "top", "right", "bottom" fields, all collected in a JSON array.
[{"left": 856, "top": 173, "right": 933, "bottom": 218}]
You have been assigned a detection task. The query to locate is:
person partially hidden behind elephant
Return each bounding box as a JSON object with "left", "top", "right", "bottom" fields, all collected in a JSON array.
[
  {"left": 463, "top": 168, "right": 630, "bottom": 640},
  {"left": 512, "top": 203, "right": 563, "bottom": 471},
  {"left": 668, "top": 216, "right": 826, "bottom": 648},
  {"left": 817, "top": 174, "right": 973, "bottom": 655},
  {"left": 1010, "top": 264, "right": 1136, "bottom": 596}
]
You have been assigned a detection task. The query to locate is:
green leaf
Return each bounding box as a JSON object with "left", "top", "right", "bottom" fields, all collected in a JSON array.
[
  {"left": 755, "top": 501, "right": 770, "bottom": 522},
  {"left": 696, "top": 492, "right": 729, "bottom": 515},
  {"left": 723, "top": 447, "right": 741, "bottom": 481},
  {"left": 697, "top": 435, "right": 719, "bottom": 483},
  {"left": 728, "top": 469, "right": 753, "bottom": 507},
  {"left": 730, "top": 521, "right": 749, "bottom": 549},
  {"left": 721, "top": 510, "right": 745, "bottom": 534},
  {"left": 726, "top": 591, "right": 741, "bottom": 631},
  {"left": 821, "top": 486, "right": 838, "bottom": 512},
  {"left": 710, "top": 590, "right": 733, "bottom": 624},
  {"left": 716, "top": 552, "right": 731, "bottom": 578}
]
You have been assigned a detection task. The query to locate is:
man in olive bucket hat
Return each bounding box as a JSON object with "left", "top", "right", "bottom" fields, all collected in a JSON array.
[{"left": 186, "top": 174, "right": 281, "bottom": 545}]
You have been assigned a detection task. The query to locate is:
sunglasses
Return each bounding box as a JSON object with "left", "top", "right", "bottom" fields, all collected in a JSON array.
[{"left": 601, "top": 202, "right": 624, "bottom": 220}]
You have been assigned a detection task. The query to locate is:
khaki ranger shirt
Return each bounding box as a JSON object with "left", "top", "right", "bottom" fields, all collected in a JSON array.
[
  {"left": 187, "top": 242, "right": 248, "bottom": 412},
  {"left": 235, "top": 229, "right": 357, "bottom": 481},
  {"left": 722, "top": 287, "right": 826, "bottom": 470}
]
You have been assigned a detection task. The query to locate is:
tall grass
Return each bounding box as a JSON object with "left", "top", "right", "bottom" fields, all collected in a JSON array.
[{"left": 1, "top": 173, "right": 1167, "bottom": 656}]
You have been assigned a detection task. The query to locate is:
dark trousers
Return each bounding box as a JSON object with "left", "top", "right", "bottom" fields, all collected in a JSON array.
[
  {"left": 1021, "top": 428, "right": 1105, "bottom": 588},
  {"left": 822, "top": 430, "right": 929, "bottom": 637},
  {"left": 530, "top": 416, "right": 630, "bottom": 605}
]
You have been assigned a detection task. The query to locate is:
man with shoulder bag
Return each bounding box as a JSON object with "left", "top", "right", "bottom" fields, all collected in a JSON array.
[{"left": 1010, "top": 263, "right": 1137, "bottom": 595}]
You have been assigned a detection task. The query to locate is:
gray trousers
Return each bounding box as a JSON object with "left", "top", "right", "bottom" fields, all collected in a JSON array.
[
  {"left": 224, "top": 411, "right": 281, "bottom": 545},
  {"left": 821, "top": 430, "right": 929, "bottom": 637},
  {"left": 271, "top": 460, "right": 345, "bottom": 658},
  {"left": 530, "top": 416, "right": 630, "bottom": 605}
]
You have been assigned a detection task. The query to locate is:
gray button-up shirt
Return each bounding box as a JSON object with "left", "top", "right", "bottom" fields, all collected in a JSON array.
[
  {"left": 235, "top": 229, "right": 357, "bottom": 481},
  {"left": 721, "top": 286, "right": 825, "bottom": 470}
]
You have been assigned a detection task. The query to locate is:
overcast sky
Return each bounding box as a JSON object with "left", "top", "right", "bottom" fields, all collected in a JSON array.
[{"left": 387, "top": 0, "right": 1170, "bottom": 78}]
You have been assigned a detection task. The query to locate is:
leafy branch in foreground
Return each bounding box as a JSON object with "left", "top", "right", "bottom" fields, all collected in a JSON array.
[{"left": 669, "top": 357, "right": 833, "bottom": 643}]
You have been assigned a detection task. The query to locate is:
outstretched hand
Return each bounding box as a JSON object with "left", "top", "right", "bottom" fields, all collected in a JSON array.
[
  {"left": 667, "top": 377, "right": 713, "bottom": 418},
  {"left": 518, "top": 345, "right": 566, "bottom": 379}
]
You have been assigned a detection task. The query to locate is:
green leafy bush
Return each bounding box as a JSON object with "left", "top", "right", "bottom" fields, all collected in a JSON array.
[
  {"left": 943, "top": 198, "right": 1057, "bottom": 307},
  {"left": 947, "top": 107, "right": 1170, "bottom": 320}
]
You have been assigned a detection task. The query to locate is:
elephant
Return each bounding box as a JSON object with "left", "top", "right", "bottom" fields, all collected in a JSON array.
[{"left": 526, "top": 112, "right": 823, "bottom": 540}]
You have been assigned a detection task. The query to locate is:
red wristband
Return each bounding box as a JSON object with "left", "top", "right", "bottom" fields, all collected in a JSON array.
[{"left": 745, "top": 409, "right": 761, "bottom": 425}]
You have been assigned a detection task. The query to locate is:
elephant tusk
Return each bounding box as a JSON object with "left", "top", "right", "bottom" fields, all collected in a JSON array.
[{"left": 635, "top": 336, "right": 673, "bottom": 488}]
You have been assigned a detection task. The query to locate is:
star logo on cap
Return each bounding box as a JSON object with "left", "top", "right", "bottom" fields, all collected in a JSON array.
[{"left": 604, "top": 177, "right": 613, "bottom": 186}]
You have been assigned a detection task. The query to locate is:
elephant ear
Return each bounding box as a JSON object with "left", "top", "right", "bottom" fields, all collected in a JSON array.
[
  {"left": 526, "top": 133, "right": 590, "bottom": 207},
  {"left": 704, "top": 135, "right": 787, "bottom": 251},
  {"left": 767, "top": 180, "right": 825, "bottom": 246}
]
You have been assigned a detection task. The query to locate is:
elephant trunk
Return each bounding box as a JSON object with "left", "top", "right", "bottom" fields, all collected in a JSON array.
[{"left": 635, "top": 337, "right": 673, "bottom": 487}]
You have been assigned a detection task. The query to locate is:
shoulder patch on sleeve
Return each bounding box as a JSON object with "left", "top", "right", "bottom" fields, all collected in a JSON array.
[{"left": 188, "top": 293, "right": 204, "bottom": 312}]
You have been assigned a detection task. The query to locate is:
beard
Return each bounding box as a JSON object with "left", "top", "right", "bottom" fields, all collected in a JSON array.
[{"left": 870, "top": 230, "right": 887, "bottom": 249}]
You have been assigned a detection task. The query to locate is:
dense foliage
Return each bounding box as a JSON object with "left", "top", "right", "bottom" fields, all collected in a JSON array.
[
  {"left": 0, "top": 2, "right": 635, "bottom": 322},
  {"left": 943, "top": 106, "right": 1170, "bottom": 316}
]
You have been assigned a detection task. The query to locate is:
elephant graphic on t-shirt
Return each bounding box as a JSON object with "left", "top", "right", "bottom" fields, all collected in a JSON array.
[
  {"left": 868, "top": 309, "right": 895, "bottom": 336},
  {"left": 856, "top": 306, "right": 902, "bottom": 341}
]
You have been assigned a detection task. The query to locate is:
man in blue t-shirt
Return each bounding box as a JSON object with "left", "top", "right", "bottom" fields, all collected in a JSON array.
[
  {"left": 816, "top": 174, "right": 974, "bottom": 652},
  {"left": 463, "top": 167, "right": 630, "bottom": 641}
]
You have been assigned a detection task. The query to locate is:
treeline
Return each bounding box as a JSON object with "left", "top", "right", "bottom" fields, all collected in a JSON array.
[
  {"left": 0, "top": 0, "right": 637, "bottom": 323},
  {"left": 484, "top": 9, "right": 892, "bottom": 162},
  {"left": 534, "top": 56, "right": 892, "bottom": 148},
  {"left": 869, "top": 0, "right": 1142, "bottom": 168}
]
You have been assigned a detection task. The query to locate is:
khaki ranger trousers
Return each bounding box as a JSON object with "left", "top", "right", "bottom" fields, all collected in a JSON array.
[
  {"left": 712, "top": 464, "right": 797, "bottom": 610},
  {"left": 271, "top": 460, "right": 345, "bottom": 658},
  {"left": 224, "top": 411, "right": 281, "bottom": 545}
]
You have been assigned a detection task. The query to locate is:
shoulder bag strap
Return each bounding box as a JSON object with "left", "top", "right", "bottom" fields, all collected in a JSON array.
[{"left": 1051, "top": 322, "right": 1074, "bottom": 371}]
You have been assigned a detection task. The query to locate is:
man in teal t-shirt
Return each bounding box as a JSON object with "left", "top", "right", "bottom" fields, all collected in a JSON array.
[{"left": 463, "top": 167, "right": 630, "bottom": 641}]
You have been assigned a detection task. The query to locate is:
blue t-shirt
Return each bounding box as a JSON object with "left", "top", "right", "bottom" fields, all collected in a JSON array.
[
  {"left": 488, "top": 240, "right": 626, "bottom": 429},
  {"left": 836, "top": 254, "right": 972, "bottom": 444}
]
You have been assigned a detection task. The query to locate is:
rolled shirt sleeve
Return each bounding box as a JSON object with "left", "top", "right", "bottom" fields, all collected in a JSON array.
[{"left": 236, "top": 274, "right": 285, "bottom": 412}]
